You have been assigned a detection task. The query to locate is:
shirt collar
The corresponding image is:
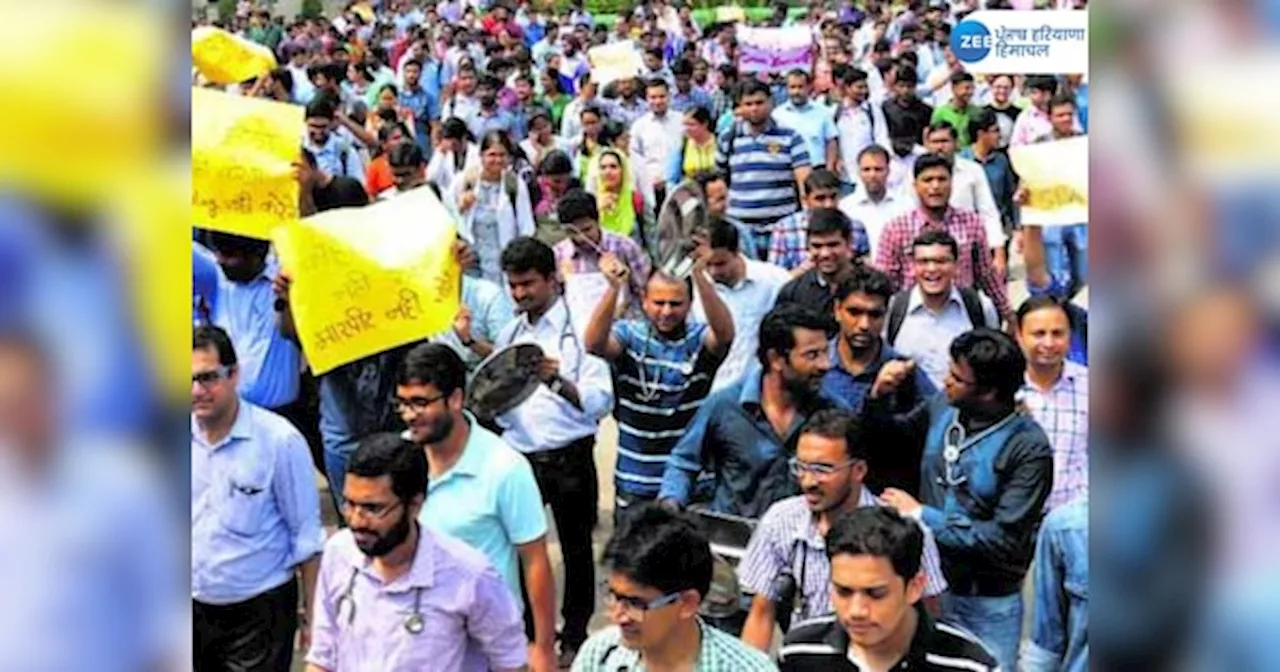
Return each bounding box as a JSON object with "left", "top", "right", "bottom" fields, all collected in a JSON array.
[
  {"left": 1023, "top": 359, "right": 1087, "bottom": 390},
  {"left": 519, "top": 295, "right": 569, "bottom": 333},
  {"left": 399, "top": 525, "right": 439, "bottom": 589},
  {"left": 906, "top": 285, "right": 962, "bottom": 313},
  {"left": 191, "top": 399, "right": 254, "bottom": 450},
  {"left": 822, "top": 603, "right": 936, "bottom": 664}
]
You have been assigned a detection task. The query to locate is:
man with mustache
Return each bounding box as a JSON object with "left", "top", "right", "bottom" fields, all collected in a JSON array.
[
  {"left": 821, "top": 265, "right": 937, "bottom": 495},
  {"left": 737, "top": 409, "right": 947, "bottom": 651},
  {"left": 658, "top": 304, "right": 835, "bottom": 520},
  {"left": 304, "top": 434, "right": 527, "bottom": 672},
  {"left": 395, "top": 344, "right": 559, "bottom": 672}
]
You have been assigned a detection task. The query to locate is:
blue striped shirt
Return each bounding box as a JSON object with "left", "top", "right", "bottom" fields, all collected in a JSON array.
[
  {"left": 716, "top": 119, "right": 810, "bottom": 230},
  {"left": 610, "top": 320, "right": 721, "bottom": 497}
]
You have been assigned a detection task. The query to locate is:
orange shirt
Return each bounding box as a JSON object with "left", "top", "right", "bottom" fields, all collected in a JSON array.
[{"left": 365, "top": 155, "right": 394, "bottom": 197}]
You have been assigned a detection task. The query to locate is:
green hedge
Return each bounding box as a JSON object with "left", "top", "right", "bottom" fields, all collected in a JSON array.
[{"left": 582, "top": 6, "right": 805, "bottom": 28}]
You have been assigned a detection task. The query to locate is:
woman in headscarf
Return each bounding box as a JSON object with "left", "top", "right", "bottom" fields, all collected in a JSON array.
[{"left": 587, "top": 147, "right": 643, "bottom": 238}]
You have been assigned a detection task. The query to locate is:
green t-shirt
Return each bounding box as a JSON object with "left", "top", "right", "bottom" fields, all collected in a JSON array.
[{"left": 932, "top": 103, "right": 983, "bottom": 149}]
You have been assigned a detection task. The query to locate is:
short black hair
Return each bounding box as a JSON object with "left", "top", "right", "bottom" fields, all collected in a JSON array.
[
  {"left": 644, "top": 77, "right": 670, "bottom": 93},
  {"left": 1016, "top": 294, "right": 1075, "bottom": 331},
  {"left": 304, "top": 96, "right": 337, "bottom": 120},
  {"left": 399, "top": 342, "right": 467, "bottom": 395},
  {"left": 694, "top": 169, "right": 727, "bottom": 192},
  {"left": 949, "top": 328, "right": 1027, "bottom": 402},
  {"left": 602, "top": 503, "right": 714, "bottom": 599},
  {"left": 738, "top": 78, "right": 771, "bottom": 100},
  {"left": 911, "top": 228, "right": 959, "bottom": 260},
  {"left": 440, "top": 117, "right": 473, "bottom": 142},
  {"left": 913, "top": 152, "right": 953, "bottom": 178},
  {"left": 858, "top": 144, "right": 890, "bottom": 164},
  {"left": 347, "top": 432, "right": 428, "bottom": 503},
  {"left": 967, "top": 109, "right": 1000, "bottom": 144},
  {"left": 539, "top": 150, "right": 574, "bottom": 176},
  {"left": 387, "top": 142, "right": 425, "bottom": 168},
  {"left": 806, "top": 207, "right": 853, "bottom": 241},
  {"left": 924, "top": 121, "right": 957, "bottom": 141},
  {"left": 825, "top": 506, "right": 923, "bottom": 580},
  {"left": 786, "top": 68, "right": 811, "bottom": 84},
  {"left": 207, "top": 230, "right": 271, "bottom": 259},
  {"left": 757, "top": 304, "right": 838, "bottom": 368},
  {"left": 894, "top": 64, "right": 918, "bottom": 86},
  {"left": 500, "top": 236, "right": 556, "bottom": 278},
  {"left": 193, "top": 325, "right": 237, "bottom": 366},
  {"left": 804, "top": 168, "right": 842, "bottom": 193},
  {"left": 833, "top": 264, "right": 893, "bottom": 304},
  {"left": 949, "top": 71, "right": 975, "bottom": 86},
  {"left": 800, "top": 408, "right": 868, "bottom": 460},
  {"left": 706, "top": 216, "right": 739, "bottom": 252},
  {"left": 672, "top": 58, "right": 694, "bottom": 77},
  {"left": 1048, "top": 91, "right": 1077, "bottom": 112},
  {"left": 557, "top": 188, "right": 599, "bottom": 225},
  {"left": 1026, "top": 74, "right": 1059, "bottom": 93}
]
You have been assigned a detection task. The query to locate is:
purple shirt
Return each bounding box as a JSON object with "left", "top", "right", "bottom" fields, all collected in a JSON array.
[{"left": 306, "top": 526, "right": 528, "bottom": 672}]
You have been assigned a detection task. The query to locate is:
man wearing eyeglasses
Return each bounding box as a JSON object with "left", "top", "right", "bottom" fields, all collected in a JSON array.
[
  {"left": 191, "top": 326, "right": 324, "bottom": 672},
  {"left": 394, "top": 343, "right": 560, "bottom": 672},
  {"left": 737, "top": 409, "right": 947, "bottom": 653},
  {"left": 876, "top": 328, "right": 1053, "bottom": 672},
  {"left": 305, "top": 433, "right": 528, "bottom": 672},
  {"left": 820, "top": 265, "right": 936, "bottom": 495},
  {"left": 571, "top": 504, "right": 777, "bottom": 672}
]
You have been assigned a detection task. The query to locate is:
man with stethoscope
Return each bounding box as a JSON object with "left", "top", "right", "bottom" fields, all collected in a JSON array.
[
  {"left": 492, "top": 236, "right": 615, "bottom": 668},
  {"left": 304, "top": 433, "right": 528, "bottom": 672},
  {"left": 876, "top": 327, "right": 1054, "bottom": 672}
]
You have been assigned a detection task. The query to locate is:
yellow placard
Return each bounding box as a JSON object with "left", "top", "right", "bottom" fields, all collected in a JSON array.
[
  {"left": 587, "top": 41, "right": 643, "bottom": 88},
  {"left": 1009, "top": 136, "right": 1088, "bottom": 227},
  {"left": 192, "top": 87, "right": 301, "bottom": 240},
  {"left": 192, "top": 26, "right": 278, "bottom": 85},
  {"left": 273, "top": 187, "right": 463, "bottom": 375}
]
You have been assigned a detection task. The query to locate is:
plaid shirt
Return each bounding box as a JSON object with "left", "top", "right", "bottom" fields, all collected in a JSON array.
[
  {"left": 874, "top": 206, "right": 1012, "bottom": 316},
  {"left": 738, "top": 491, "right": 948, "bottom": 626},
  {"left": 768, "top": 210, "right": 871, "bottom": 271},
  {"left": 574, "top": 618, "right": 776, "bottom": 671},
  {"left": 554, "top": 232, "right": 650, "bottom": 319},
  {"left": 1018, "top": 360, "right": 1089, "bottom": 510}
]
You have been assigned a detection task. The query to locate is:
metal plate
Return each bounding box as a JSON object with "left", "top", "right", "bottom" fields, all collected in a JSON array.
[{"left": 467, "top": 343, "right": 545, "bottom": 420}]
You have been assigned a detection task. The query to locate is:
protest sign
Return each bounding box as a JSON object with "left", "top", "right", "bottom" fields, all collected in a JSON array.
[
  {"left": 588, "top": 41, "right": 643, "bottom": 88},
  {"left": 192, "top": 87, "right": 301, "bottom": 240},
  {"left": 1009, "top": 136, "right": 1088, "bottom": 226},
  {"left": 738, "top": 26, "right": 814, "bottom": 74},
  {"left": 192, "top": 26, "right": 278, "bottom": 85},
  {"left": 273, "top": 187, "right": 463, "bottom": 375}
]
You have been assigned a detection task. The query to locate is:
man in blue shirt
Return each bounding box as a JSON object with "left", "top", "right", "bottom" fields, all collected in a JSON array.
[
  {"left": 960, "top": 109, "right": 1019, "bottom": 236},
  {"left": 1023, "top": 497, "right": 1088, "bottom": 672},
  {"left": 670, "top": 58, "right": 712, "bottom": 113},
  {"left": 468, "top": 74, "right": 520, "bottom": 141},
  {"left": 303, "top": 97, "right": 364, "bottom": 179},
  {"left": 820, "top": 266, "right": 937, "bottom": 495},
  {"left": 397, "top": 58, "right": 437, "bottom": 156},
  {"left": 658, "top": 304, "right": 836, "bottom": 519},
  {"left": 192, "top": 326, "right": 323, "bottom": 672},
  {"left": 772, "top": 69, "right": 840, "bottom": 170}
]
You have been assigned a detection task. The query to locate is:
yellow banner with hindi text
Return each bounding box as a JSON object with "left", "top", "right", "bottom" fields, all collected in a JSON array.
[
  {"left": 1009, "top": 136, "right": 1088, "bottom": 227},
  {"left": 273, "top": 187, "right": 462, "bottom": 375},
  {"left": 192, "top": 87, "right": 301, "bottom": 240}
]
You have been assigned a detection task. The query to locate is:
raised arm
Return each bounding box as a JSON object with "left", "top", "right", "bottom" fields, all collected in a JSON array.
[
  {"left": 583, "top": 254, "right": 631, "bottom": 361},
  {"left": 690, "top": 255, "right": 734, "bottom": 357}
]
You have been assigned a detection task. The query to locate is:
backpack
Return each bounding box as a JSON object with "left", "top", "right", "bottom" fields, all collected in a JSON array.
[{"left": 886, "top": 286, "right": 991, "bottom": 347}]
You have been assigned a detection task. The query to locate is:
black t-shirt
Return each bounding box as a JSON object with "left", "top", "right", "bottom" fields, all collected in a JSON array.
[{"left": 312, "top": 176, "right": 370, "bottom": 212}]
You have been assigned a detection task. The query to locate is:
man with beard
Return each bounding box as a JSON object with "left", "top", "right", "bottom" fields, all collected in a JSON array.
[
  {"left": 467, "top": 74, "right": 519, "bottom": 142},
  {"left": 603, "top": 76, "right": 651, "bottom": 127},
  {"left": 738, "top": 410, "right": 947, "bottom": 651},
  {"left": 395, "top": 344, "right": 560, "bottom": 672},
  {"left": 192, "top": 326, "right": 322, "bottom": 672},
  {"left": 778, "top": 508, "right": 997, "bottom": 672},
  {"left": 585, "top": 258, "right": 734, "bottom": 518},
  {"left": 877, "top": 329, "right": 1054, "bottom": 671},
  {"left": 657, "top": 304, "right": 834, "bottom": 520},
  {"left": 304, "top": 434, "right": 528, "bottom": 672},
  {"left": 774, "top": 208, "right": 860, "bottom": 316},
  {"left": 821, "top": 266, "right": 937, "bottom": 494}
]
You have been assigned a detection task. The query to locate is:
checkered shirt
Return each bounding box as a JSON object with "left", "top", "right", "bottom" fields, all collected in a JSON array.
[
  {"left": 768, "top": 210, "right": 871, "bottom": 271},
  {"left": 1018, "top": 360, "right": 1089, "bottom": 510}
]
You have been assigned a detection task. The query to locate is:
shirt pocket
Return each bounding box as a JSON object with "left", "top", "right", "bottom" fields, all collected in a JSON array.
[{"left": 220, "top": 463, "right": 273, "bottom": 536}]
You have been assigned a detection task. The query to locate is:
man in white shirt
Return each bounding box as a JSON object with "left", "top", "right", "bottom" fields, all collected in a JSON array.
[
  {"left": 838, "top": 145, "right": 911, "bottom": 260},
  {"left": 835, "top": 67, "right": 891, "bottom": 191},
  {"left": 692, "top": 218, "right": 791, "bottom": 392},
  {"left": 493, "top": 236, "right": 614, "bottom": 666},
  {"left": 898, "top": 122, "right": 1008, "bottom": 277},
  {"left": 630, "top": 79, "right": 685, "bottom": 218},
  {"left": 885, "top": 229, "right": 999, "bottom": 389}
]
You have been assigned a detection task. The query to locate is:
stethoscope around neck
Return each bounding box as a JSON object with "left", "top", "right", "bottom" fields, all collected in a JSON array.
[
  {"left": 516, "top": 294, "right": 584, "bottom": 382},
  {"left": 335, "top": 566, "right": 427, "bottom": 635}
]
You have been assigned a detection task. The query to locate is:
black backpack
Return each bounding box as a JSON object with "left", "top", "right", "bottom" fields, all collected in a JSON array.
[{"left": 886, "top": 286, "right": 991, "bottom": 347}]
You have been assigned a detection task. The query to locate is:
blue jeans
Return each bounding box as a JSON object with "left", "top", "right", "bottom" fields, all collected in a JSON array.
[
  {"left": 940, "top": 592, "right": 1024, "bottom": 671},
  {"left": 318, "top": 376, "right": 360, "bottom": 515},
  {"left": 1040, "top": 224, "right": 1088, "bottom": 297}
]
